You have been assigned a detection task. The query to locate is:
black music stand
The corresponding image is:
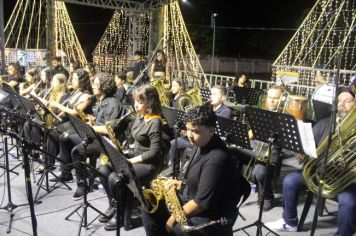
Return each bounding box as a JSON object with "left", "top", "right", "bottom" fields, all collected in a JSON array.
[
  {"left": 17, "top": 94, "right": 72, "bottom": 201},
  {"left": 200, "top": 88, "right": 211, "bottom": 102},
  {"left": 233, "top": 107, "right": 306, "bottom": 236},
  {"left": 216, "top": 116, "right": 251, "bottom": 149},
  {"left": 232, "top": 87, "right": 262, "bottom": 105},
  {"left": 312, "top": 100, "right": 331, "bottom": 122},
  {"left": 65, "top": 113, "right": 107, "bottom": 236},
  {"left": 100, "top": 136, "right": 152, "bottom": 236},
  {"left": 161, "top": 106, "right": 187, "bottom": 179},
  {"left": 0, "top": 104, "right": 39, "bottom": 236}
]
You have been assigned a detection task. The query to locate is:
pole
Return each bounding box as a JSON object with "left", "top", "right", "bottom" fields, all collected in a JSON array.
[
  {"left": 0, "top": 0, "right": 6, "bottom": 74},
  {"left": 211, "top": 13, "right": 217, "bottom": 74},
  {"left": 46, "top": 0, "right": 56, "bottom": 63}
]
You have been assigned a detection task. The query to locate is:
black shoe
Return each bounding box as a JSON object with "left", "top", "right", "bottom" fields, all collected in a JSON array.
[
  {"left": 99, "top": 206, "right": 117, "bottom": 223},
  {"left": 104, "top": 215, "right": 123, "bottom": 231},
  {"left": 263, "top": 199, "right": 274, "bottom": 212},
  {"left": 49, "top": 174, "right": 73, "bottom": 183},
  {"left": 72, "top": 186, "right": 85, "bottom": 201}
]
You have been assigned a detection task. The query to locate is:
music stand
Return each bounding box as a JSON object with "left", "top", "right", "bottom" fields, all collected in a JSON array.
[
  {"left": 233, "top": 107, "right": 306, "bottom": 236},
  {"left": 233, "top": 87, "right": 262, "bottom": 105},
  {"left": 216, "top": 116, "right": 251, "bottom": 149},
  {"left": 161, "top": 106, "right": 187, "bottom": 178},
  {"left": 200, "top": 88, "right": 211, "bottom": 102},
  {"left": 65, "top": 114, "right": 107, "bottom": 236},
  {"left": 312, "top": 99, "right": 331, "bottom": 121},
  {"left": 0, "top": 105, "right": 39, "bottom": 236},
  {"left": 100, "top": 136, "right": 151, "bottom": 235}
]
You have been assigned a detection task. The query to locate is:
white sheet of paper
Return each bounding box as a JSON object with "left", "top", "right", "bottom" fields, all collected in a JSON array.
[{"left": 297, "top": 120, "right": 317, "bottom": 158}]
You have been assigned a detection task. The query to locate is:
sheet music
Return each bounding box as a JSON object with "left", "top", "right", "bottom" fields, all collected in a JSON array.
[{"left": 297, "top": 120, "right": 317, "bottom": 158}]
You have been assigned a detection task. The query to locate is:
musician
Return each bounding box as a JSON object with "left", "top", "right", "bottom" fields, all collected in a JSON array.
[
  {"left": 67, "top": 73, "right": 126, "bottom": 200},
  {"left": 84, "top": 62, "right": 96, "bottom": 85},
  {"left": 167, "top": 85, "right": 232, "bottom": 168},
  {"left": 67, "top": 60, "right": 80, "bottom": 91},
  {"left": 232, "top": 85, "right": 285, "bottom": 211},
  {"left": 150, "top": 50, "right": 169, "bottom": 84},
  {"left": 3, "top": 62, "right": 24, "bottom": 91},
  {"left": 33, "top": 67, "right": 52, "bottom": 97},
  {"left": 19, "top": 69, "right": 40, "bottom": 96},
  {"left": 50, "top": 56, "right": 69, "bottom": 79},
  {"left": 314, "top": 70, "right": 327, "bottom": 87},
  {"left": 114, "top": 72, "right": 126, "bottom": 104},
  {"left": 97, "top": 84, "right": 165, "bottom": 230},
  {"left": 169, "top": 78, "right": 189, "bottom": 110},
  {"left": 142, "top": 104, "right": 240, "bottom": 236},
  {"left": 236, "top": 73, "right": 248, "bottom": 87},
  {"left": 132, "top": 51, "right": 148, "bottom": 85},
  {"left": 266, "top": 88, "right": 355, "bottom": 236}
]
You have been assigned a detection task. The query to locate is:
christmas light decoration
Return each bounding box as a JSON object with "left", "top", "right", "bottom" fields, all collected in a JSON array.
[{"left": 273, "top": 0, "right": 355, "bottom": 87}]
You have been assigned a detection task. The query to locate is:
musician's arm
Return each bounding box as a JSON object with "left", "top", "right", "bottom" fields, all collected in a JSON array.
[
  {"left": 8, "top": 80, "right": 18, "bottom": 88},
  {"left": 19, "top": 83, "right": 35, "bottom": 96},
  {"left": 150, "top": 63, "right": 155, "bottom": 79}
]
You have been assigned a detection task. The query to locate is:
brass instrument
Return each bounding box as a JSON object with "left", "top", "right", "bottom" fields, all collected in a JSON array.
[
  {"left": 143, "top": 177, "right": 228, "bottom": 232},
  {"left": 178, "top": 87, "right": 203, "bottom": 111},
  {"left": 44, "top": 89, "right": 62, "bottom": 127},
  {"left": 151, "top": 79, "right": 170, "bottom": 107},
  {"left": 75, "top": 104, "right": 93, "bottom": 125},
  {"left": 302, "top": 105, "right": 356, "bottom": 199}
]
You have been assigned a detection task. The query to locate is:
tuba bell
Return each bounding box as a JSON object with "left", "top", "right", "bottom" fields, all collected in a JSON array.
[{"left": 302, "top": 105, "right": 356, "bottom": 199}]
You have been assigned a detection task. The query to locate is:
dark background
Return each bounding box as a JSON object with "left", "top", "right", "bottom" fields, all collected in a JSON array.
[{"left": 3, "top": 0, "right": 314, "bottom": 60}]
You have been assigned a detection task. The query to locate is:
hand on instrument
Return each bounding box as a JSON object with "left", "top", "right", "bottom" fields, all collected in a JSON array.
[
  {"left": 296, "top": 154, "right": 306, "bottom": 164},
  {"left": 165, "top": 215, "right": 176, "bottom": 232},
  {"left": 87, "top": 114, "right": 96, "bottom": 123},
  {"left": 164, "top": 178, "right": 182, "bottom": 191}
]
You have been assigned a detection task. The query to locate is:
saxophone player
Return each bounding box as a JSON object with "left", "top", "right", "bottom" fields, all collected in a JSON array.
[
  {"left": 266, "top": 88, "right": 355, "bottom": 235},
  {"left": 142, "top": 104, "right": 241, "bottom": 236},
  {"left": 97, "top": 84, "right": 165, "bottom": 230}
]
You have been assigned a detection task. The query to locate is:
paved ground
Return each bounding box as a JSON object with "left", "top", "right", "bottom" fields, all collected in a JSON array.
[{"left": 0, "top": 142, "right": 339, "bottom": 236}]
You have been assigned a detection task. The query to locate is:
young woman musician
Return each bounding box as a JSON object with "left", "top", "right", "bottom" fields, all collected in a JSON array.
[
  {"left": 97, "top": 84, "right": 165, "bottom": 231},
  {"left": 3, "top": 62, "right": 24, "bottom": 91},
  {"left": 32, "top": 67, "right": 52, "bottom": 98},
  {"left": 150, "top": 50, "right": 169, "bottom": 84},
  {"left": 19, "top": 69, "right": 40, "bottom": 96}
]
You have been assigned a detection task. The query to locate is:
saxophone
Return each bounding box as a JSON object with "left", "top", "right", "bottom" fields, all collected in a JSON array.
[
  {"left": 151, "top": 79, "right": 170, "bottom": 107},
  {"left": 143, "top": 177, "right": 229, "bottom": 232},
  {"left": 75, "top": 104, "right": 93, "bottom": 125},
  {"left": 45, "top": 89, "right": 61, "bottom": 127},
  {"left": 302, "top": 105, "right": 356, "bottom": 199}
]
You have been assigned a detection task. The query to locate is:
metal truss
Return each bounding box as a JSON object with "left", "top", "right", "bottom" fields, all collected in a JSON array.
[{"left": 58, "top": 0, "right": 176, "bottom": 12}]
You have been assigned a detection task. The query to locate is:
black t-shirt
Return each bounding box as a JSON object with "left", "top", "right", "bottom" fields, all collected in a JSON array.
[
  {"left": 312, "top": 117, "right": 331, "bottom": 147},
  {"left": 114, "top": 86, "right": 126, "bottom": 103},
  {"left": 131, "top": 115, "right": 163, "bottom": 166},
  {"left": 133, "top": 60, "right": 148, "bottom": 84},
  {"left": 184, "top": 134, "right": 239, "bottom": 219}
]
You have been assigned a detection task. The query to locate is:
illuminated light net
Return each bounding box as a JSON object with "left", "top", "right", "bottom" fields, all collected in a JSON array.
[
  {"left": 163, "top": 1, "right": 209, "bottom": 87},
  {"left": 273, "top": 0, "right": 355, "bottom": 87},
  {"left": 3, "top": 0, "right": 87, "bottom": 66},
  {"left": 93, "top": 10, "right": 150, "bottom": 74}
]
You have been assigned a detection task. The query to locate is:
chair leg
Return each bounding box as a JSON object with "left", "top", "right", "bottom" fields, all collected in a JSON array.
[
  {"left": 124, "top": 190, "right": 133, "bottom": 231},
  {"left": 297, "top": 191, "right": 314, "bottom": 232}
]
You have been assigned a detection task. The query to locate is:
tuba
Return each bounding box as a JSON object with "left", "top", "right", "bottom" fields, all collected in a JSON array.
[
  {"left": 151, "top": 79, "right": 170, "bottom": 107},
  {"left": 302, "top": 105, "right": 356, "bottom": 199},
  {"left": 143, "top": 177, "right": 229, "bottom": 232}
]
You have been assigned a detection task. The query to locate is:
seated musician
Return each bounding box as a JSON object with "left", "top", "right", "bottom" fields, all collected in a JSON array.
[
  {"left": 142, "top": 104, "right": 240, "bottom": 236},
  {"left": 266, "top": 88, "right": 355, "bottom": 235},
  {"left": 3, "top": 62, "right": 24, "bottom": 91},
  {"left": 169, "top": 78, "right": 190, "bottom": 110},
  {"left": 19, "top": 69, "right": 40, "bottom": 96},
  {"left": 114, "top": 72, "right": 127, "bottom": 104},
  {"left": 167, "top": 85, "right": 231, "bottom": 168},
  {"left": 32, "top": 67, "right": 52, "bottom": 97},
  {"left": 232, "top": 85, "right": 285, "bottom": 211},
  {"left": 65, "top": 73, "right": 126, "bottom": 199},
  {"left": 97, "top": 84, "right": 165, "bottom": 231}
]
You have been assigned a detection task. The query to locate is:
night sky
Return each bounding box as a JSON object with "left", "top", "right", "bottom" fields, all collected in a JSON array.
[{"left": 3, "top": 0, "right": 314, "bottom": 60}]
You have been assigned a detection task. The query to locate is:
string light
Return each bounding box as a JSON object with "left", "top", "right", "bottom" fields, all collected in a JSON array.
[{"left": 273, "top": 0, "right": 355, "bottom": 87}]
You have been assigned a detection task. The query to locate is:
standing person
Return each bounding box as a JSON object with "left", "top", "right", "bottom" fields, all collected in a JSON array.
[
  {"left": 150, "top": 50, "right": 170, "bottom": 84},
  {"left": 266, "top": 88, "right": 355, "bottom": 235},
  {"left": 236, "top": 73, "right": 248, "bottom": 87},
  {"left": 142, "top": 104, "right": 241, "bottom": 236},
  {"left": 132, "top": 51, "right": 148, "bottom": 85},
  {"left": 50, "top": 56, "right": 69, "bottom": 79}
]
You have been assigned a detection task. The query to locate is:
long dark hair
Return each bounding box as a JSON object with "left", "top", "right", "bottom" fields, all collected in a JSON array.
[
  {"left": 26, "top": 69, "right": 40, "bottom": 84},
  {"left": 155, "top": 50, "right": 167, "bottom": 65},
  {"left": 74, "top": 68, "right": 92, "bottom": 94},
  {"left": 133, "top": 84, "right": 162, "bottom": 115}
]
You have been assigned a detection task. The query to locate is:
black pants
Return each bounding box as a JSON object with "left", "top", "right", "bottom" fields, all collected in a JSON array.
[{"left": 142, "top": 201, "right": 234, "bottom": 236}]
